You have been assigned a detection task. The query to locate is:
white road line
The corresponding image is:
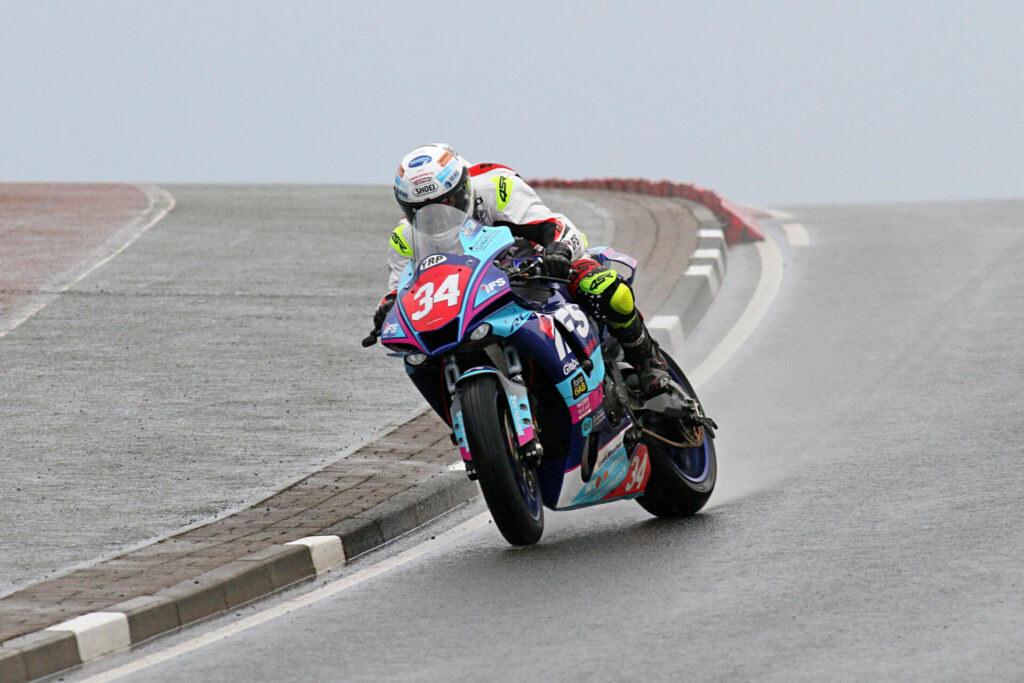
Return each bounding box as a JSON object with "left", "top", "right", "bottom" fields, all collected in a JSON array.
[
  {"left": 690, "top": 234, "right": 784, "bottom": 390},
  {"left": 781, "top": 222, "right": 810, "bottom": 246},
  {"left": 80, "top": 231, "right": 786, "bottom": 682},
  {"left": 0, "top": 185, "right": 175, "bottom": 339}
]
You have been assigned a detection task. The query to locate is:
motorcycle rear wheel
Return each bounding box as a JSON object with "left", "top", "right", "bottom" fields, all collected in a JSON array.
[
  {"left": 461, "top": 375, "right": 544, "bottom": 546},
  {"left": 636, "top": 351, "right": 717, "bottom": 517}
]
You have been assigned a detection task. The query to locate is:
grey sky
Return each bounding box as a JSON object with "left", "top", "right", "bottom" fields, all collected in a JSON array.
[{"left": 2, "top": 0, "right": 1021, "bottom": 204}]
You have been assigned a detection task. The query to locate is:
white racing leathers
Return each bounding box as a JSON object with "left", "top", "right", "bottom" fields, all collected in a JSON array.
[{"left": 385, "top": 163, "right": 587, "bottom": 293}]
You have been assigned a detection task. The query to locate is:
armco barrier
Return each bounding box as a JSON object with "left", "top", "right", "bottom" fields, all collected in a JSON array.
[{"left": 530, "top": 178, "right": 765, "bottom": 245}]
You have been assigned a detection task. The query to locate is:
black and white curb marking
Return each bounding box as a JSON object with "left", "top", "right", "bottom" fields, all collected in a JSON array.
[
  {"left": 648, "top": 226, "right": 728, "bottom": 356},
  {"left": 0, "top": 536, "right": 346, "bottom": 682}
]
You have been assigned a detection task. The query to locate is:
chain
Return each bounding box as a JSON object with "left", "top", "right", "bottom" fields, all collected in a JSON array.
[{"left": 641, "top": 426, "right": 704, "bottom": 449}]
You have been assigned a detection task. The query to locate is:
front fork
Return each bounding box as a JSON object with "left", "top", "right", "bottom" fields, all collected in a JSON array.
[{"left": 445, "top": 351, "right": 544, "bottom": 481}]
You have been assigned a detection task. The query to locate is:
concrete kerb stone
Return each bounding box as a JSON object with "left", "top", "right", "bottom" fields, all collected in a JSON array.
[
  {"left": 45, "top": 612, "right": 130, "bottom": 663},
  {"left": 647, "top": 200, "right": 729, "bottom": 354},
  {"left": 0, "top": 630, "right": 79, "bottom": 683},
  {"left": 286, "top": 537, "right": 345, "bottom": 575},
  {"left": 104, "top": 595, "right": 179, "bottom": 645},
  {"left": 0, "top": 186, "right": 733, "bottom": 682},
  {"left": 324, "top": 470, "right": 479, "bottom": 561}
]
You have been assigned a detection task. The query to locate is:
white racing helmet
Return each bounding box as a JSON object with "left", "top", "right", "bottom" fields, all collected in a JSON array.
[{"left": 393, "top": 143, "right": 472, "bottom": 222}]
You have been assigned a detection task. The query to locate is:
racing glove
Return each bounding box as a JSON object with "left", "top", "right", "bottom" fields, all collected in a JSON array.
[
  {"left": 373, "top": 291, "right": 397, "bottom": 331},
  {"left": 541, "top": 241, "right": 572, "bottom": 279}
]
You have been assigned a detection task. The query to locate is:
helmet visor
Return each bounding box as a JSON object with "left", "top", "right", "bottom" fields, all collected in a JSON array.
[{"left": 398, "top": 169, "right": 471, "bottom": 223}]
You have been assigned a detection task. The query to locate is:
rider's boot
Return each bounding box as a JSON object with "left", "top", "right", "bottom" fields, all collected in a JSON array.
[{"left": 614, "top": 314, "right": 671, "bottom": 398}]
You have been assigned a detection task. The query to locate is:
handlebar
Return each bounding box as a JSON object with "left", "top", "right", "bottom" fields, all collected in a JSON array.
[
  {"left": 509, "top": 272, "right": 570, "bottom": 285},
  {"left": 504, "top": 260, "right": 569, "bottom": 284}
]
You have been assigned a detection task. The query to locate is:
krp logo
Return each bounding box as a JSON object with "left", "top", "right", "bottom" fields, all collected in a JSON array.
[{"left": 420, "top": 254, "right": 447, "bottom": 270}]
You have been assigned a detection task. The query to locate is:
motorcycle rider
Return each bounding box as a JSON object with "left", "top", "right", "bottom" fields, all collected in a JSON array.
[{"left": 373, "top": 143, "right": 670, "bottom": 397}]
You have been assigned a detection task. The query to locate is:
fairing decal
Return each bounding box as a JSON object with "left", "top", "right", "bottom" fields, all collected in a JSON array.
[
  {"left": 380, "top": 302, "right": 424, "bottom": 352},
  {"left": 449, "top": 395, "right": 471, "bottom": 462},
  {"left": 456, "top": 366, "right": 535, "bottom": 446}
]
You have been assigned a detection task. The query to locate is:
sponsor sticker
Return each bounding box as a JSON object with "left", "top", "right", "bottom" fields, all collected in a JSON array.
[
  {"left": 391, "top": 230, "right": 411, "bottom": 256},
  {"left": 562, "top": 358, "right": 580, "bottom": 375},
  {"left": 493, "top": 175, "right": 512, "bottom": 211},
  {"left": 408, "top": 155, "right": 432, "bottom": 168},
  {"left": 473, "top": 196, "right": 487, "bottom": 222},
  {"left": 436, "top": 166, "right": 453, "bottom": 184},
  {"left": 420, "top": 254, "right": 447, "bottom": 270},
  {"left": 585, "top": 272, "right": 613, "bottom": 292},
  {"left": 397, "top": 165, "right": 405, "bottom": 178},
  {"left": 571, "top": 373, "right": 587, "bottom": 399},
  {"left": 414, "top": 183, "right": 438, "bottom": 196},
  {"left": 481, "top": 277, "right": 507, "bottom": 294},
  {"left": 472, "top": 230, "right": 497, "bottom": 252},
  {"left": 438, "top": 151, "right": 453, "bottom": 166}
]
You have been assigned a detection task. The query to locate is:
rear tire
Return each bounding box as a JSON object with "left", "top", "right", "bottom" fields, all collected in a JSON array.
[
  {"left": 636, "top": 432, "right": 716, "bottom": 517},
  {"left": 461, "top": 375, "right": 544, "bottom": 546},
  {"left": 636, "top": 350, "right": 717, "bottom": 518}
]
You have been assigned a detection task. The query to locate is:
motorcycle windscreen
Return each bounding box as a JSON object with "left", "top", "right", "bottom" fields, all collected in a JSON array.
[{"left": 410, "top": 203, "right": 470, "bottom": 267}]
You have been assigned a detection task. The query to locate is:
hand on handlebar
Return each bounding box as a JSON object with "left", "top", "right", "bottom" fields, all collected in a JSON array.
[
  {"left": 361, "top": 330, "right": 379, "bottom": 347},
  {"left": 504, "top": 257, "right": 570, "bottom": 284},
  {"left": 363, "top": 292, "right": 396, "bottom": 348},
  {"left": 541, "top": 242, "right": 572, "bottom": 280}
]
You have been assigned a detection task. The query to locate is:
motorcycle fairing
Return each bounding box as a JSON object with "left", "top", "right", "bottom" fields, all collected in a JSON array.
[
  {"left": 558, "top": 437, "right": 651, "bottom": 508},
  {"left": 384, "top": 222, "right": 517, "bottom": 355},
  {"left": 380, "top": 300, "right": 424, "bottom": 352},
  {"left": 399, "top": 261, "right": 475, "bottom": 331}
]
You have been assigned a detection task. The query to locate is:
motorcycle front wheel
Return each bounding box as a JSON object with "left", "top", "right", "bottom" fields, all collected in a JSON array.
[{"left": 461, "top": 374, "right": 544, "bottom": 546}]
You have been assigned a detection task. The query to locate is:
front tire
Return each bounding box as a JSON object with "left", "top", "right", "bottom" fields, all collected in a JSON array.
[{"left": 461, "top": 375, "right": 544, "bottom": 546}]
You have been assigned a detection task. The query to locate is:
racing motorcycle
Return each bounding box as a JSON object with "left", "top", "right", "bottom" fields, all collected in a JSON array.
[{"left": 363, "top": 204, "right": 716, "bottom": 546}]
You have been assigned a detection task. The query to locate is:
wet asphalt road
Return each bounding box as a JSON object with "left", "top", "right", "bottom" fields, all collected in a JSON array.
[
  {"left": 0, "top": 186, "right": 607, "bottom": 596},
  {"left": 73, "top": 199, "right": 1024, "bottom": 681}
]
